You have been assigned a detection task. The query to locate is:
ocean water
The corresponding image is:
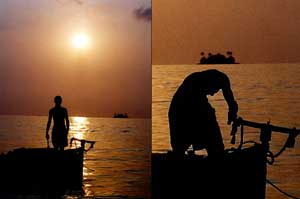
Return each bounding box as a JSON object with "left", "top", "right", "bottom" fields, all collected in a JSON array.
[
  {"left": 152, "top": 63, "right": 300, "bottom": 199},
  {"left": 0, "top": 116, "right": 151, "bottom": 199}
]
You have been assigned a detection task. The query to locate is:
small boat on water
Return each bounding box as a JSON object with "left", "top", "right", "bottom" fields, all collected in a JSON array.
[
  {"left": 0, "top": 137, "right": 95, "bottom": 195},
  {"left": 113, "top": 113, "right": 129, "bottom": 118},
  {"left": 152, "top": 117, "right": 299, "bottom": 199}
]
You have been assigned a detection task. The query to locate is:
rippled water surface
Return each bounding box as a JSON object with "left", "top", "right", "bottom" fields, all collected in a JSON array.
[
  {"left": 153, "top": 63, "right": 300, "bottom": 199},
  {"left": 0, "top": 116, "right": 151, "bottom": 198}
]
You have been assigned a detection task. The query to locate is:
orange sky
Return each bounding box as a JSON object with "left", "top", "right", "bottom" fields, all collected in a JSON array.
[
  {"left": 153, "top": 0, "right": 300, "bottom": 64},
  {"left": 0, "top": 0, "right": 151, "bottom": 118}
]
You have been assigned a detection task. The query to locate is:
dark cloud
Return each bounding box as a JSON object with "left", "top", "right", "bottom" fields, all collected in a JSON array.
[
  {"left": 72, "top": 0, "right": 84, "bottom": 4},
  {"left": 134, "top": 7, "right": 151, "bottom": 22},
  {"left": 55, "top": 0, "right": 83, "bottom": 5}
]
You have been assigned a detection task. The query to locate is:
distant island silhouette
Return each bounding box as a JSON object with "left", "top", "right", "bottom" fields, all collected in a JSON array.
[
  {"left": 198, "top": 51, "right": 239, "bottom": 64},
  {"left": 113, "top": 113, "right": 129, "bottom": 118}
]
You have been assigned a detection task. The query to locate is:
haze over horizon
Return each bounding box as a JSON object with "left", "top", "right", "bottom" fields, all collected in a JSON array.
[
  {"left": 153, "top": 0, "right": 300, "bottom": 65},
  {"left": 0, "top": 0, "right": 151, "bottom": 118}
]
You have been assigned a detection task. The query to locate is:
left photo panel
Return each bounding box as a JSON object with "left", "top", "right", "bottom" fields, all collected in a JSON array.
[{"left": 0, "top": 0, "right": 151, "bottom": 198}]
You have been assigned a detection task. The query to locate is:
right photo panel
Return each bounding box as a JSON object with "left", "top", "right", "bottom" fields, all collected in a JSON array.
[{"left": 152, "top": 1, "right": 300, "bottom": 199}]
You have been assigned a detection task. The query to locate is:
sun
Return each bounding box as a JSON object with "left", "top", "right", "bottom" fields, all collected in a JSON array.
[{"left": 71, "top": 33, "right": 91, "bottom": 49}]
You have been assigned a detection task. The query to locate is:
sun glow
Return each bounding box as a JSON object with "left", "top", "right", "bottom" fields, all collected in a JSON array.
[
  {"left": 71, "top": 33, "right": 91, "bottom": 49},
  {"left": 73, "top": 116, "right": 87, "bottom": 124},
  {"left": 70, "top": 117, "right": 89, "bottom": 140}
]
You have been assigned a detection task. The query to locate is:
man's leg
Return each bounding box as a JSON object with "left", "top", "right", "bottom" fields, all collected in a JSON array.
[
  {"left": 206, "top": 118, "right": 225, "bottom": 157},
  {"left": 171, "top": 142, "right": 190, "bottom": 156}
]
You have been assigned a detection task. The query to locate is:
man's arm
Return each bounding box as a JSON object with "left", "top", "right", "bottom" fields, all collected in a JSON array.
[
  {"left": 46, "top": 110, "right": 52, "bottom": 140},
  {"left": 222, "top": 80, "right": 238, "bottom": 125},
  {"left": 65, "top": 109, "right": 70, "bottom": 133}
]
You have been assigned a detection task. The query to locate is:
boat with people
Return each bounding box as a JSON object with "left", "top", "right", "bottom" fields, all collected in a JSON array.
[
  {"left": 152, "top": 117, "right": 299, "bottom": 199},
  {"left": 113, "top": 113, "right": 129, "bottom": 118},
  {"left": 0, "top": 137, "right": 95, "bottom": 195}
]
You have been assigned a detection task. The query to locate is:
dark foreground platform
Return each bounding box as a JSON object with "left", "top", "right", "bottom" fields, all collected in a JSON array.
[
  {"left": 152, "top": 144, "right": 267, "bottom": 199},
  {"left": 0, "top": 145, "right": 85, "bottom": 195},
  {"left": 0, "top": 138, "right": 95, "bottom": 196}
]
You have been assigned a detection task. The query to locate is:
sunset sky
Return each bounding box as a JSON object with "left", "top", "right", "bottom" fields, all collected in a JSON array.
[
  {"left": 0, "top": 0, "right": 151, "bottom": 118},
  {"left": 153, "top": 0, "right": 300, "bottom": 64}
]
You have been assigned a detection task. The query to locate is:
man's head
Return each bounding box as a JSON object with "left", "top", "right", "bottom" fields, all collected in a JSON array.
[
  {"left": 204, "top": 70, "right": 230, "bottom": 96},
  {"left": 207, "top": 87, "right": 220, "bottom": 96},
  {"left": 54, "top": 96, "right": 62, "bottom": 106}
]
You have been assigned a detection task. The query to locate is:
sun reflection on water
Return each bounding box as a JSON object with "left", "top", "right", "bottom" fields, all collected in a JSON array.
[
  {"left": 70, "top": 116, "right": 89, "bottom": 140},
  {"left": 70, "top": 117, "right": 95, "bottom": 197}
]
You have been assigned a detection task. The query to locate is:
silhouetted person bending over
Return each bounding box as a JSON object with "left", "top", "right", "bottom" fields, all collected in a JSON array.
[
  {"left": 46, "top": 96, "right": 70, "bottom": 151},
  {"left": 169, "top": 69, "right": 238, "bottom": 156}
]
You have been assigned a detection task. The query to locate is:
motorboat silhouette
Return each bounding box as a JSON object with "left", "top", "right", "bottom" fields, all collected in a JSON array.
[
  {"left": 0, "top": 137, "right": 95, "bottom": 195},
  {"left": 113, "top": 113, "right": 129, "bottom": 118},
  {"left": 152, "top": 117, "right": 299, "bottom": 199}
]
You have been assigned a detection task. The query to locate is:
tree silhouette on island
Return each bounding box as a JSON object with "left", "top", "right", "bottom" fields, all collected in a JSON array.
[{"left": 198, "top": 51, "right": 239, "bottom": 64}]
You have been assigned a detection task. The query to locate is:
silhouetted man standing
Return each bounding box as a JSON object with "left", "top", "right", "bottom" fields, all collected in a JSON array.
[
  {"left": 46, "top": 96, "right": 70, "bottom": 150},
  {"left": 169, "top": 69, "right": 238, "bottom": 156}
]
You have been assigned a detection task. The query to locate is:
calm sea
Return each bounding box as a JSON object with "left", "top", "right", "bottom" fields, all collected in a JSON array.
[
  {"left": 0, "top": 116, "right": 151, "bottom": 199},
  {"left": 153, "top": 63, "right": 300, "bottom": 199}
]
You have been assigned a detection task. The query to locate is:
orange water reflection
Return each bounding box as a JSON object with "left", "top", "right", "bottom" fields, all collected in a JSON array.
[
  {"left": 152, "top": 64, "right": 300, "bottom": 199},
  {"left": 70, "top": 116, "right": 94, "bottom": 196},
  {"left": 70, "top": 116, "right": 89, "bottom": 140}
]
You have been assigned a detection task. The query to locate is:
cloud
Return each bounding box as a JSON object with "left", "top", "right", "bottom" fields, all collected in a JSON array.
[
  {"left": 74, "top": 0, "right": 83, "bottom": 4},
  {"left": 134, "top": 7, "right": 151, "bottom": 22},
  {"left": 55, "top": 0, "right": 83, "bottom": 5}
]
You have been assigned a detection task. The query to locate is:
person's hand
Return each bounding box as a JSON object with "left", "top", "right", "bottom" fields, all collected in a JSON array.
[
  {"left": 46, "top": 133, "right": 49, "bottom": 140},
  {"left": 227, "top": 110, "right": 237, "bottom": 125}
]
